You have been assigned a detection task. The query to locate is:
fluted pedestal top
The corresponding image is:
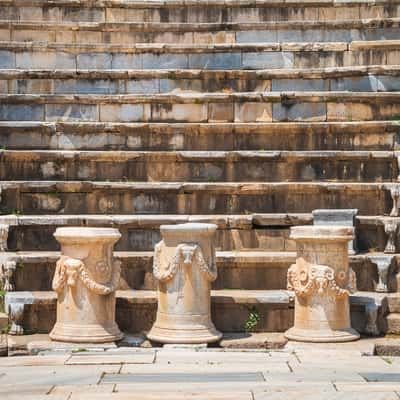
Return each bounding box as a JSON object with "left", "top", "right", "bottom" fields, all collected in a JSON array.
[{"left": 54, "top": 227, "right": 121, "bottom": 243}]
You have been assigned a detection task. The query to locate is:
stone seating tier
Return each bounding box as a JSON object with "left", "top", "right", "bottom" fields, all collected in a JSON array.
[{"left": 0, "top": 0, "right": 399, "bottom": 340}]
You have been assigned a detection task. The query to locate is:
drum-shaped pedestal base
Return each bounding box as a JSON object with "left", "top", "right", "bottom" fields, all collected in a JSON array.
[
  {"left": 50, "top": 322, "right": 123, "bottom": 343},
  {"left": 285, "top": 327, "right": 360, "bottom": 343}
]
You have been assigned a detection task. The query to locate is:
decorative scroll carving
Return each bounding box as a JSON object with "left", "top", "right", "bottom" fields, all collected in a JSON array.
[
  {"left": 8, "top": 303, "right": 24, "bottom": 336},
  {"left": 384, "top": 220, "right": 398, "bottom": 254},
  {"left": 287, "top": 258, "right": 356, "bottom": 299},
  {"left": 368, "top": 255, "right": 394, "bottom": 293},
  {"left": 153, "top": 241, "right": 217, "bottom": 283},
  {"left": 0, "top": 259, "right": 16, "bottom": 292},
  {"left": 390, "top": 186, "right": 400, "bottom": 217},
  {"left": 365, "top": 302, "right": 380, "bottom": 336},
  {"left": 52, "top": 255, "right": 121, "bottom": 296},
  {"left": 0, "top": 224, "right": 9, "bottom": 252}
]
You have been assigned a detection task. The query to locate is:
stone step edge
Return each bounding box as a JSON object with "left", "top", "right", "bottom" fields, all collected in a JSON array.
[
  {"left": 2, "top": 17, "right": 399, "bottom": 31},
  {"left": 2, "top": 65, "right": 400, "bottom": 79},
  {"left": 4, "top": 289, "right": 387, "bottom": 307},
  {"left": 1, "top": 120, "right": 398, "bottom": 131},
  {"left": 0, "top": 213, "right": 396, "bottom": 229},
  {"left": 2, "top": 40, "right": 400, "bottom": 52},
  {"left": 1, "top": 149, "right": 398, "bottom": 162},
  {"left": 0, "top": 0, "right": 398, "bottom": 8},
  {"left": 1, "top": 180, "right": 399, "bottom": 192},
  {"left": 3, "top": 91, "right": 400, "bottom": 104},
  {"left": 5, "top": 249, "right": 399, "bottom": 267}
]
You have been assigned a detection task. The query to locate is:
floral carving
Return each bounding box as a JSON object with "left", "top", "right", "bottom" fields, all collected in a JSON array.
[
  {"left": 287, "top": 258, "right": 356, "bottom": 299},
  {"left": 153, "top": 241, "right": 217, "bottom": 283},
  {"left": 52, "top": 255, "right": 121, "bottom": 295}
]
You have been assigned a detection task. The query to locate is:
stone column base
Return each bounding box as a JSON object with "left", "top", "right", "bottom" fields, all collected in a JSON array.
[
  {"left": 50, "top": 323, "right": 123, "bottom": 344},
  {"left": 285, "top": 327, "right": 360, "bottom": 343},
  {"left": 148, "top": 325, "right": 222, "bottom": 345}
]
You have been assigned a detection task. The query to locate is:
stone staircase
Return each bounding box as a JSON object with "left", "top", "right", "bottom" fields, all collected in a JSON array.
[{"left": 1, "top": 0, "right": 400, "bottom": 340}]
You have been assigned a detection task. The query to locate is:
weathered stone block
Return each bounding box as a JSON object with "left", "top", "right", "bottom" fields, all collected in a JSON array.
[
  {"left": 152, "top": 103, "right": 208, "bottom": 122},
  {"left": 327, "top": 103, "right": 373, "bottom": 122},
  {"left": 142, "top": 54, "right": 187, "bottom": 69},
  {"left": 0, "top": 50, "right": 15, "bottom": 68},
  {"left": 234, "top": 102, "right": 272, "bottom": 122},
  {"left": 54, "top": 79, "right": 119, "bottom": 95},
  {"left": 126, "top": 79, "right": 160, "bottom": 94},
  {"left": 99, "top": 104, "right": 145, "bottom": 122},
  {"left": 77, "top": 53, "right": 112, "bottom": 69},
  {"left": 242, "top": 52, "right": 294, "bottom": 69},
  {"left": 16, "top": 52, "right": 75, "bottom": 69},
  {"left": 273, "top": 103, "right": 326, "bottom": 122},
  {"left": 208, "top": 103, "right": 234, "bottom": 122},
  {"left": 272, "top": 79, "right": 329, "bottom": 92},
  {"left": 331, "top": 77, "right": 377, "bottom": 91},
  {"left": 111, "top": 54, "right": 142, "bottom": 69},
  {"left": 189, "top": 53, "right": 241, "bottom": 70},
  {"left": 0, "top": 104, "right": 44, "bottom": 121},
  {"left": 45, "top": 104, "right": 98, "bottom": 122}
]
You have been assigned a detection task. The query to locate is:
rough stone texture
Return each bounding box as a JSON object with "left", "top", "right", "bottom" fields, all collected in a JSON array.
[
  {"left": 285, "top": 225, "right": 360, "bottom": 343},
  {"left": 148, "top": 223, "right": 222, "bottom": 344},
  {"left": 50, "top": 227, "right": 123, "bottom": 343}
]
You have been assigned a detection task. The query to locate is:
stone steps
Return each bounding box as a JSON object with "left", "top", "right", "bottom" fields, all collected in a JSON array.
[
  {"left": 1, "top": 41, "right": 399, "bottom": 70},
  {"left": 0, "top": 181, "right": 395, "bottom": 215},
  {"left": 2, "top": 67, "right": 400, "bottom": 95},
  {"left": 0, "top": 121, "right": 398, "bottom": 151},
  {"left": 0, "top": 149, "right": 396, "bottom": 182},
  {"left": 4, "top": 249, "right": 394, "bottom": 292},
  {"left": 2, "top": 92, "right": 400, "bottom": 123},
  {"left": 0, "top": 213, "right": 396, "bottom": 254},
  {"left": 3, "top": 289, "right": 385, "bottom": 335},
  {"left": 1, "top": 19, "right": 399, "bottom": 44},
  {"left": 0, "top": 0, "right": 398, "bottom": 23}
]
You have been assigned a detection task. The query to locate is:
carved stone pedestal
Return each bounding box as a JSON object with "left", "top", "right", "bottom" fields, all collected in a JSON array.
[
  {"left": 285, "top": 225, "right": 360, "bottom": 343},
  {"left": 50, "top": 227, "right": 123, "bottom": 343},
  {"left": 147, "top": 223, "right": 222, "bottom": 344}
]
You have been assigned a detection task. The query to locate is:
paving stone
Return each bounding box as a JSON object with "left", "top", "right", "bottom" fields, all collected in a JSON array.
[
  {"left": 0, "top": 354, "right": 69, "bottom": 366},
  {"left": 66, "top": 351, "right": 155, "bottom": 365},
  {"left": 253, "top": 391, "right": 399, "bottom": 400},
  {"left": 335, "top": 382, "right": 400, "bottom": 391},
  {"left": 219, "top": 332, "right": 287, "bottom": 349},
  {"left": 70, "top": 392, "right": 253, "bottom": 400},
  {"left": 0, "top": 365, "right": 120, "bottom": 386},
  {"left": 51, "top": 384, "right": 115, "bottom": 396},
  {"left": 361, "top": 373, "right": 400, "bottom": 382}
]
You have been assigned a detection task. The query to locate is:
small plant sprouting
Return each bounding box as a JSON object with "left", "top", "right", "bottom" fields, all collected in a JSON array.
[{"left": 244, "top": 306, "right": 260, "bottom": 333}]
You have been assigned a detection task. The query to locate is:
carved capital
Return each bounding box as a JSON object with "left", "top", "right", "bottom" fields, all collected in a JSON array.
[
  {"left": 153, "top": 240, "right": 217, "bottom": 283},
  {"left": 287, "top": 258, "right": 355, "bottom": 299},
  {"left": 52, "top": 255, "right": 120, "bottom": 295}
]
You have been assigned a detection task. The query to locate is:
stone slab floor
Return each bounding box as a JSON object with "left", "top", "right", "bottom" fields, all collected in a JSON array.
[{"left": 1, "top": 339, "right": 400, "bottom": 400}]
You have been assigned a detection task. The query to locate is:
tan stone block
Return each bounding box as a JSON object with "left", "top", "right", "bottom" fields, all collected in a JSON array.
[
  {"left": 327, "top": 103, "right": 373, "bottom": 122},
  {"left": 66, "top": 352, "right": 155, "bottom": 365},
  {"left": 55, "top": 30, "right": 74, "bottom": 43},
  {"left": 387, "top": 51, "right": 400, "bottom": 66},
  {"left": 75, "top": 31, "right": 102, "bottom": 44},
  {"left": 52, "top": 384, "right": 114, "bottom": 396},
  {"left": 0, "top": 29, "right": 10, "bottom": 41},
  {"left": 107, "top": 32, "right": 135, "bottom": 44},
  {"left": 19, "top": 7, "right": 44, "bottom": 21},
  {"left": 208, "top": 103, "right": 234, "bottom": 122},
  {"left": 153, "top": 103, "right": 208, "bottom": 122},
  {"left": 13, "top": 29, "right": 53, "bottom": 42},
  {"left": 234, "top": 102, "right": 272, "bottom": 123},
  {"left": 0, "top": 80, "right": 8, "bottom": 94}
]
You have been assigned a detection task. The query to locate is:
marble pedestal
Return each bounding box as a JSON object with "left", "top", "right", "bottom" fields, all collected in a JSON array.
[
  {"left": 50, "top": 227, "right": 123, "bottom": 343},
  {"left": 285, "top": 225, "right": 360, "bottom": 343},
  {"left": 147, "top": 223, "right": 222, "bottom": 344}
]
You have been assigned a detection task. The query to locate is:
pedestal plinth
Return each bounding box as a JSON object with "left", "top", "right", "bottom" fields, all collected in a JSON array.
[
  {"left": 50, "top": 227, "right": 123, "bottom": 343},
  {"left": 285, "top": 225, "right": 360, "bottom": 343},
  {"left": 147, "top": 223, "right": 222, "bottom": 344}
]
